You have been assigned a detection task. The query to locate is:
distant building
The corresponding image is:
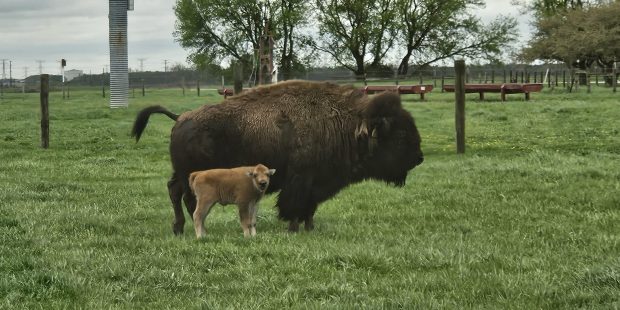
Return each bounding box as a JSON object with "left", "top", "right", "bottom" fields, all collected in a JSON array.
[{"left": 65, "top": 69, "right": 83, "bottom": 81}]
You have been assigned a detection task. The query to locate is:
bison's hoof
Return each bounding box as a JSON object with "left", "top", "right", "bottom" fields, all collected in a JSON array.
[
  {"left": 172, "top": 224, "right": 184, "bottom": 235},
  {"left": 287, "top": 221, "right": 300, "bottom": 233}
]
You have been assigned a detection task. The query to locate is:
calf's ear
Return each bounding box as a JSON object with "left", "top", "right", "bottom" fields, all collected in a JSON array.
[
  {"left": 268, "top": 169, "right": 276, "bottom": 176},
  {"left": 246, "top": 171, "right": 254, "bottom": 177}
]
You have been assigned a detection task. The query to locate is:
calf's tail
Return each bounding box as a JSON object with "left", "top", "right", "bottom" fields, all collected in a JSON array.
[
  {"left": 188, "top": 172, "right": 199, "bottom": 194},
  {"left": 131, "top": 105, "right": 179, "bottom": 142}
]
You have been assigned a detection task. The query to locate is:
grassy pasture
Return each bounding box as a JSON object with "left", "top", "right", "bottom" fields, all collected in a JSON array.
[{"left": 0, "top": 85, "right": 619, "bottom": 309}]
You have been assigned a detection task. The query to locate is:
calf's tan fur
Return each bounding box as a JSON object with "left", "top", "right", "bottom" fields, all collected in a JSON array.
[{"left": 189, "top": 164, "right": 275, "bottom": 238}]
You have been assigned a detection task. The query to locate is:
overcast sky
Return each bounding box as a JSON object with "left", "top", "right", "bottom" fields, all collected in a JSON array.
[{"left": 0, "top": 0, "right": 532, "bottom": 78}]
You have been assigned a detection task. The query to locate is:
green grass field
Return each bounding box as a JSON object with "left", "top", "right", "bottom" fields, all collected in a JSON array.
[{"left": 1, "top": 84, "right": 619, "bottom": 308}]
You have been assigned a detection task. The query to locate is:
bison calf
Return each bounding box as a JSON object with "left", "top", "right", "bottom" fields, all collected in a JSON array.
[{"left": 189, "top": 164, "right": 275, "bottom": 238}]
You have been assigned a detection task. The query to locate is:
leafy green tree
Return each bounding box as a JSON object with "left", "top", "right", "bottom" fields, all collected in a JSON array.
[
  {"left": 394, "top": 0, "right": 517, "bottom": 75},
  {"left": 174, "top": 0, "right": 311, "bottom": 81},
  {"left": 174, "top": 0, "right": 263, "bottom": 70},
  {"left": 272, "top": 0, "right": 313, "bottom": 80},
  {"left": 314, "top": 0, "right": 397, "bottom": 78},
  {"left": 313, "top": 0, "right": 517, "bottom": 77},
  {"left": 521, "top": 1, "right": 620, "bottom": 70},
  {"left": 511, "top": 0, "right": 598, "bottom": 17}
]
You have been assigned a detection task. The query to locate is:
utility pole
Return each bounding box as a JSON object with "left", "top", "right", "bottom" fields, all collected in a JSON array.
[
  {"left": 9, "top": 60, "right": 12, "bottom": 87},
  {"left": 1, "top": 59, "right": 6, "bottom": 83},
  {"left": 23, "top": 67, "right": 28, "bottom": 95},
  {"left": 138, "top": 58, "right": 146, "bottom": 71},
  {"left": 163, "top": 59, "right": 169, "bottom": 72},
  {"left": 36, "top": 60, "right": 45, "bottom": 75},
  {"left": 1, "top": 59, "right": 5, "bottom": 99}
]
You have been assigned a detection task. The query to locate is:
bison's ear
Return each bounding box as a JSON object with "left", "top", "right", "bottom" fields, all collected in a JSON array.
[
  {"left": 268, "top": 169, "right": 276, "bottom": 176},
  {"left": 246, "top": 171, "right": 255, "bottom": 177}
]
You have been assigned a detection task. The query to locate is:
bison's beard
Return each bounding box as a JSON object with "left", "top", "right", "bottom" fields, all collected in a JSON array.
[{"left": 384, "top": 173, "right": 407, "bottom": 187}]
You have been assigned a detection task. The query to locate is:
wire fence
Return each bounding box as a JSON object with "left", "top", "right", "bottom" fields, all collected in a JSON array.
[{"left": 1, "top": 64, "right": 618, "bottom": 100}]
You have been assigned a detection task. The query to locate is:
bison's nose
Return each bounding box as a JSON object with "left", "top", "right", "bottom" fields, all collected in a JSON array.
[{"left": 259, "top": 180, "right": 268, "bottom": 189}]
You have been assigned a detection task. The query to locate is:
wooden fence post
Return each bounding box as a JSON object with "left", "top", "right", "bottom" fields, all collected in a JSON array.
[
  {"left": 234, "top": 63, "right": 243, "bottom": 95},
  {"left": 441, "top": 71, "right": 445, "bottom": 93},
  {"left": 563, "top": 71, "right": 566, "bottom": 88},
  {"left": 613, "top": 63, "right": 617, "bottom": 93},
  {"left": 101, "top": 69, "right": 105, "bottom": 98},
  {"left": 40, "top": 74, "right": 49, "bottom": 149},
  {"left": 141, "top": 79, "right": 145, "bottom": 97},
  {"left": 197, "top": 78, "right": 201, "bottom": 97},
  {"left": 454, "top": 60, "right": 466, "bottom": 154}
]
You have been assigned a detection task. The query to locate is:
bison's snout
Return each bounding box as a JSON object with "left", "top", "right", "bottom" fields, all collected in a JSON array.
[{"left": 417, "top": 155, "right": 424, "bottom": 165}]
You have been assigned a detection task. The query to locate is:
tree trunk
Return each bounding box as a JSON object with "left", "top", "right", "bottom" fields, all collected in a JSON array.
[
  {"left": 353, "top": 53, "right": 366, "bottom": 80},
  {"left": 397, "top": 51, "right": 412, "bottom": 76}
]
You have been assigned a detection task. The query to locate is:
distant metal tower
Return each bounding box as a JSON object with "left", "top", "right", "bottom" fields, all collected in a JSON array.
[{"left": 108, "top": 0, "right": 133, "bottom": 108}]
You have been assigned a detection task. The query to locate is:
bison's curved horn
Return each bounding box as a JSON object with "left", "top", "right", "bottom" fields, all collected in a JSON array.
[
  {"left": 369, "top": 128, "right": 379, "bottom": 154},
  {"left": 355, "top": 120, "right": 369, "bottom": 140}
]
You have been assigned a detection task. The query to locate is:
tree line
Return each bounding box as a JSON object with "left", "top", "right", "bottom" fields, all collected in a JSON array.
[
  {"left": 174, "top": 0, "right": 620, "bottom": 84},
  {"left": 517, "top": 0, "right": 620, "bottom": 77},
  {"left": 173, "top": 0, "right": 518, "bottom": 81}
]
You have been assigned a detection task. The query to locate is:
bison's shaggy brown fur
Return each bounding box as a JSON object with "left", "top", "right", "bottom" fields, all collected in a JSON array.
[{"left": 132, "top": 80, "right": 423, "bottom": 234}]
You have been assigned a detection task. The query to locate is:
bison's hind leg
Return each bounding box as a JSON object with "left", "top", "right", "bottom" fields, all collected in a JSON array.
[
  {"left": 168, "top": 173, "right": 186, "bottom": 235},
  {"left": 182, "top": 186, "right": 196, "bottom": 218}
]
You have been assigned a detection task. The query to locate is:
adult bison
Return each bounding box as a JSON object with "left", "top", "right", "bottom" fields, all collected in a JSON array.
[{"left": 131, "top": 80, "right": 423, "bottom": 234}]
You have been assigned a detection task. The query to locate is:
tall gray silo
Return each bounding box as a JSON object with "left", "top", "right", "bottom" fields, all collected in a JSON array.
[{"left": 108, "top": 0, "right": 133, "bottom": 108}]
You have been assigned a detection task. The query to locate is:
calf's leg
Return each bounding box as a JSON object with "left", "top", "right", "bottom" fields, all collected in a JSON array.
[
  {"left": 193, "top": 195, "right": 216, "bottom": 239},
  {"left": 238, "top": 204, "right": 253, "bottom": 237},
  {"left": 249, "top": 202, "right": 258, "bottom": 237}
]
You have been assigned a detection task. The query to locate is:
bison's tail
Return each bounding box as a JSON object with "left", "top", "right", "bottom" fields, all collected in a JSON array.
[{"left": 131, "top": 105, "right": 179, "bottom": 142}]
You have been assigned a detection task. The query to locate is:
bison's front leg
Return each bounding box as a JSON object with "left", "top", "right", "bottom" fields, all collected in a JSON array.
[
  {"left": 288, "top": 219, "right": 300, "bottom": 232},
  {"left": 168, "top": 174, "right": 185, "bottom": 235},
  {"left": 276, "top": 172, "right": 315, "bottom": 232},
  {"left": 304, "top": 217, "right": 315, "bottom": 231}
]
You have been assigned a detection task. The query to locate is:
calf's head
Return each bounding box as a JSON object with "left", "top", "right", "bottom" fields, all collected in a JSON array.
[{"left": 247, "top": 164, "right": 276, "bottom": 192}]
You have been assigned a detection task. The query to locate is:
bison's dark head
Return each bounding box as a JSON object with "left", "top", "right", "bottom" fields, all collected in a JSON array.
[{"left": 356, "top": 91, "right": 424, "bottom": 186}]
